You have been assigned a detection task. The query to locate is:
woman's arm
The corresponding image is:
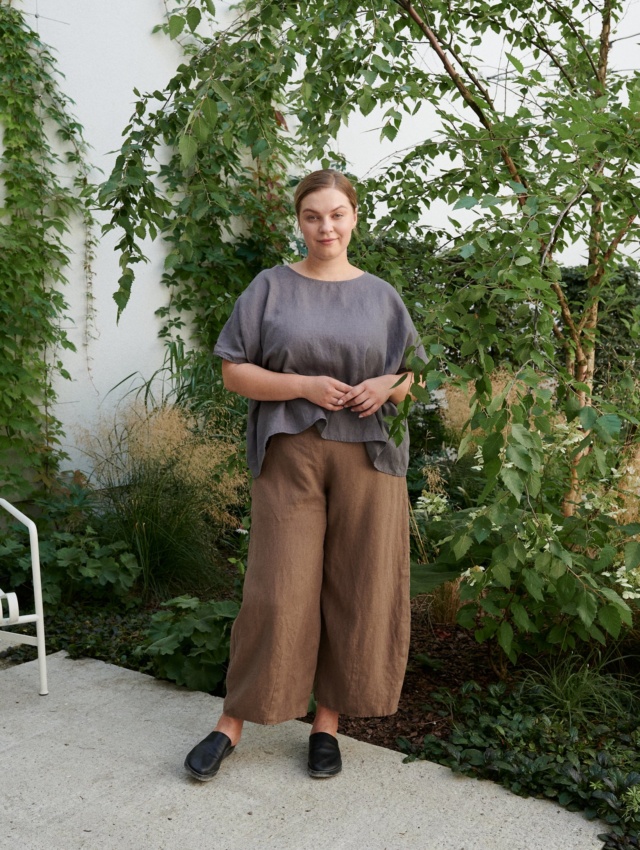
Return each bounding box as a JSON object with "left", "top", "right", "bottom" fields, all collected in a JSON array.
[{"left": 221, "top": 361, "right": 353, "bottom": 412}]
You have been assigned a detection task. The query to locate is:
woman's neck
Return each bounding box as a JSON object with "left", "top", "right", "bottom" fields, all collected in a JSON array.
[{"left": 290, "top": 257, "right": 362, "bottom": 281}]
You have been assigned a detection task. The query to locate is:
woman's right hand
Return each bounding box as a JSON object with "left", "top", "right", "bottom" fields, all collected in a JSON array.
[
  {"left": 221, "top": 361, "right": 352, "bottom": 409},
  {"left": 302, "top": 376, "right": 353, "bottom": 411}
]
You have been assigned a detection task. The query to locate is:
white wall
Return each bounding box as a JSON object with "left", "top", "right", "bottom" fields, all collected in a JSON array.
[
  {"left": 15, "top": 0, "right": 186, "bottom": 473},
  {"left": 13, "top": 0, "right": 640, "bottom": 476}
]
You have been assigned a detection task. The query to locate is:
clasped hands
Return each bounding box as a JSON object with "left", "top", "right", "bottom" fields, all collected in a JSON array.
[{"left": 305, "top": 374, "right": 407, "bottom": 418}]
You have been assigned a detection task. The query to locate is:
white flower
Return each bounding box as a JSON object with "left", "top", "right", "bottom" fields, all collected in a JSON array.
[
  {"left": 415, "top": 491, "right": 450, "bottom": 518},
  {"left": 461, "top": 565, "right": 486, "bottom": 586}
]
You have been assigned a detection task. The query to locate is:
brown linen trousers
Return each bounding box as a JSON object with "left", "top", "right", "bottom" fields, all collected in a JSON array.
[{"left": 223, "top": 426, "right": 411, "bottom": 725}]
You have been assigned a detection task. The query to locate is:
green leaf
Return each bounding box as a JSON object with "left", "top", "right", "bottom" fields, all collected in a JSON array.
[
  {"left": 251, "top": 138, "right": 269, "bottom": 158},
  {"left": 211, "top": 80, "right": 233, "bottom": 103},
  {"left": 576, "top": 589, "right": 597, "bottom": 628},
  {"left": 625, "top": 540, "right": 640, "bottom": 571},
  {"left": 492, "top": 561, "right": 511, "bottom": 588},
  {"left": 411, "top": 562, "right": 465, "bottom": 596},
  {"left": 514, "top": 256, "right": 531, "bottom": 266},
  {"left": 500, "top": 467, "right": 523, "bottom": 500},
  {"left": 358, "top": 92, "right": 376, "bottom": 116},
  {"left": 511, "top": 602, "right": 536, "bottom": 633},
  {"left": 453, "top": 195, "right": 478, "bottom": 210},
  {"left": 506, "top": 444, "right": 533, "bottom": 473},
  {"left": 505, "top": 52, "right": 524, "bottom": 74},
  {"left": 594, "top": 413, "right": 621, "bottom": 441},
  {"left": 578, "top": 406, "right": 598, "bottom": 430},
  {"left": 523, "top": 569, "right": 545, "bottom": 602},
  {"left": 169, "top": 14, "right": 186, "bottom": 39},
  {"left": 453, "top": 534, "right": 473, "bottom": 560},
  {"left": 510, "top": 424, "right": 539, "bottom": 450},
  {"left": 456, "top": 603, "right": 478, "bottom": 629},
  {"left": 186, "top": 6, "right": 202, "bottom": 31},
  {"left": 210, "top": 599, "right": 241, "bottom": 619},
  {"left": 179, "top": 134, "right": 198, "bottom": 167},
  {"left": 472, "top": 515, "right": 493, "bottom": 544},
  {"left": 193, "top": 116, "right": 209, "bottom": 142},
  {"left": 371, "top": 54, "right": 393, "bottom": 75},
  {"left": 482, "top": 431, "right": 503, "bottom": 463},
  {"left": 381, "top": 123, "right": 399, "bottom": 142},
  {"left": 426, "top": 371, "right": 445, "bottom": 391},
  {"left": 497, "top": 621, "right": 514, "bottom": 656},
  {"left": 457, "top": 431, "right": 475, "bottom": 458},
  {"left": 201, "top": 97, "right": 218, "bottom": 127},
  {"left": 597, "top": 604, "right": 621, "bottom": 639}
]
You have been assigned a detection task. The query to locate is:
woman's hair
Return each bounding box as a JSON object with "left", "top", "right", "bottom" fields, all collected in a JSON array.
[{"left": 293, "top": 169, "right": 358, "bottom": 217}]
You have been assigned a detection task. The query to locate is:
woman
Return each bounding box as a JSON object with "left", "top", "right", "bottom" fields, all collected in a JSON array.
[{"left": 184, "top": 169, "right": 425, "bottom": 781}]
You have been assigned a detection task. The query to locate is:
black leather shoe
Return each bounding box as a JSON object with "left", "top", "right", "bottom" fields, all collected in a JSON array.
[
  {"left": 184, "top": 731, "right": 235, "bottom": 781},
  {"left": 308, "top": 732, "right": 342, "bottom": 778}
]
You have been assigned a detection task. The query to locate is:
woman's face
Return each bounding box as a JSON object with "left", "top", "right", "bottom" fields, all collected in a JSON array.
[{"left": 297, "top": 187, "right": 357, "bottom": 263}]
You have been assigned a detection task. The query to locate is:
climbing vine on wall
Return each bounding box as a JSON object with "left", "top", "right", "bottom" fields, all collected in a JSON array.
[
  {"left": 99, "top": 0, "right": 299, "bottom": 383},
  {"left": 0, "top": 5, "right": 95, "bottom": 498}
]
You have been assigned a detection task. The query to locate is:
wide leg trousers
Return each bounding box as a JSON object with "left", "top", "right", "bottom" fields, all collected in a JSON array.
[{"left": 223, "top": 427, "right": 411, "bottom": 725}]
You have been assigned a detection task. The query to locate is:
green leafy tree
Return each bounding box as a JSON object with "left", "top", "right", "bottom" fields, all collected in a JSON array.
[{"left": 101, "top": 0, "right": 640, "bottom": 662}]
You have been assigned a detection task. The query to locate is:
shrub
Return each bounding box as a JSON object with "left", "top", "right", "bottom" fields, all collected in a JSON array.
[
  {"left": 140, "top": 595, "right": 239, "bottom": 692},
  {"left": 0, "top": 526, "right": 139, "bottom": 605},
  {"left": 80, "top": 403, "right": 247, "bottom": 601}
]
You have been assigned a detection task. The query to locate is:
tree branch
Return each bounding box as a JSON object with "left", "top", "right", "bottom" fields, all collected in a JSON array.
[
  {"left": 545, "top": 0, "right": 600, "bottom": 80},
  {"left": 527, "top": 20, "right": 577, "bottom": 89},
  {"left": 391, "top": 0, "right": 529, "bottom": 202},
  {"left": 539, "top": 172, "right": 600, "bottom": 269},
  {"left": 550, "top": 280, "right": 585, "bottom": 362},
  {"left": 439, "top": 37, "right": 497, "bottom": 111},
  {"left": 602, "top": 213, "right": 638, "bottom": 265}
]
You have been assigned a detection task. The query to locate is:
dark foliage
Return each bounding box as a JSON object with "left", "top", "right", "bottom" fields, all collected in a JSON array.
[{"left": 401, "top": 680, "right": 640, "bottom": 849}]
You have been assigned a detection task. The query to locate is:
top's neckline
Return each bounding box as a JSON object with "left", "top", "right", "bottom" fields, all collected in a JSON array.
[{"left": 284, "top": 264, "right": 367, "bottom": 283}]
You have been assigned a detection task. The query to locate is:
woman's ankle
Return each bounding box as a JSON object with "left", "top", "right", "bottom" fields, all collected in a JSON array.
[
  {"left": 311, "top": 704, "right": 339, "bottom": 737},
  {"left": 214, "top": 713, "right": 243, "bottom": 747}
]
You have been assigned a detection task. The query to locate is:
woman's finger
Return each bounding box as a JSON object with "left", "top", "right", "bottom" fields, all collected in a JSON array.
[{"left": 339, "top": 382, "right": 365, "bottom": 402}]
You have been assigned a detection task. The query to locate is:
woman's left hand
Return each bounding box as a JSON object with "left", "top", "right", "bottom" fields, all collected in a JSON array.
[{"left": 338, "top": 375, "right": 404, "bottom": 418}]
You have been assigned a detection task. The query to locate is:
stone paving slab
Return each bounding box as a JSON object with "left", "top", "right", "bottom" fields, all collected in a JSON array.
[{"left": 0, "top": 652, "right": 604, "bottom": 850}]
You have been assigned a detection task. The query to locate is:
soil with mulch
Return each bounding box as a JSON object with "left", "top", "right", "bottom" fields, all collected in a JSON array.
[
  {"left": 301, "top": 599, "right": 500, "bottom": 753},
  {"left": 2, "top": 598, "right": 500, "bottom": 754}
]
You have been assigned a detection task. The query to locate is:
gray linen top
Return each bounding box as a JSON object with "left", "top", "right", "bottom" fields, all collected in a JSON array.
[{"left": 213, "top": 264, "right": 426, "bottom": 477}]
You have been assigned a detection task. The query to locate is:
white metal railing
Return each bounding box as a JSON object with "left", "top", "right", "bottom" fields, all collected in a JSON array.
[{"left": 0, "top": 498, "right": 48, "bottom": 695}]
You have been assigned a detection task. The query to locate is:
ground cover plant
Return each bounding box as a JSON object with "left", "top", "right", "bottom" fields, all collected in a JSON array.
[{"left": 400, "top": 663, "right": 640, "bottom": 849}]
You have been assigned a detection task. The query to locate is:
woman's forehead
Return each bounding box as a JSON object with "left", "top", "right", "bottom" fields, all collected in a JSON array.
[{"left": 300, "top": 187, "right": 354, "bottom": 212}]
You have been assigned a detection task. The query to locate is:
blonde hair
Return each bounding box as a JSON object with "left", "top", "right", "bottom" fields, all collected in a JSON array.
[{"left": 294, "top": 169, "right": 358, "bottom": 218}]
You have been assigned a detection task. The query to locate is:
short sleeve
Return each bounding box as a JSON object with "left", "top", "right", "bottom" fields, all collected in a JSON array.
[
  {"left": 212, "top": 275, "right": 268, "bottom": 365},
  {"left": 385, "top": 294, "right": 426, "bottom": 374},
  {"left": 399, "top": 319, "right": 427, "bottom": 371}
]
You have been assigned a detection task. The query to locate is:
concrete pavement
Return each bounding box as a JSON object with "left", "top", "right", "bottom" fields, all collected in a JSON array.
[{"left": 0, "top": 652, "right": 604, "bottom": 850}]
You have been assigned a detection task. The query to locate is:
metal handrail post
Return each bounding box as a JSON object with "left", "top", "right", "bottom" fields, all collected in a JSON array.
[{"left": 0, "top": 498, "right": 48, "bottom": 695}]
